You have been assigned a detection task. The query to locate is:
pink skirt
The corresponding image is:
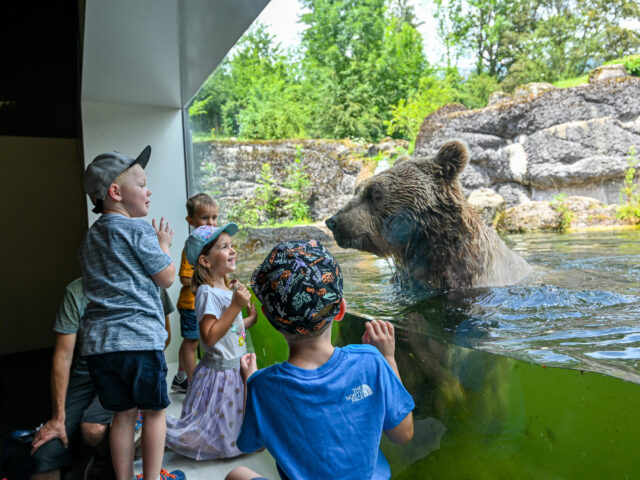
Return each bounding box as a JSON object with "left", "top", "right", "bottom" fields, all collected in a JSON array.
[{"left": 166, "top": 362, "right": 244, "bottom": 460}]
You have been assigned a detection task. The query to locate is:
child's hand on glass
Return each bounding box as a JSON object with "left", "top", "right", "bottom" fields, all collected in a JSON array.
[{"left": 362, "top": 320, "right": 396, "bottom": 363}]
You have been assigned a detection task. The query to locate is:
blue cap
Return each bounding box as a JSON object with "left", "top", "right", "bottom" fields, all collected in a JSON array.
[{"left": 184, "top": 223, "right": 239, "bottom": 265}]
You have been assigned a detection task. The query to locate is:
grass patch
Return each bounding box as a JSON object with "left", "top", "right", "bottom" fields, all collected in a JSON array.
[
  {"left": 248, "top": 219, "right": 315, "bottom": 229},
  {"left": 553, "top": 75, "right": 589, "bottom": 88},
  {"left": 553, "top": 55, "right": 640, "bottom": 89}
]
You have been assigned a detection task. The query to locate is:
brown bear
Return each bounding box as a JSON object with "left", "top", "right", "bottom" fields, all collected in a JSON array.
[{"left": 325, "top": 140, "right": 530, "bottom": 289}]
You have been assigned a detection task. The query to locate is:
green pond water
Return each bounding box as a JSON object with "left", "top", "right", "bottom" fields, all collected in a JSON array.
[{"left": 236, "top": 230, "right": 640, "bottom": 479}]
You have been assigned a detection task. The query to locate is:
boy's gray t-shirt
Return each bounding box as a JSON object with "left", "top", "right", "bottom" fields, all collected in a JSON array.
[{"left": 79, "top": 214, "right": 173, "bottom": 356}]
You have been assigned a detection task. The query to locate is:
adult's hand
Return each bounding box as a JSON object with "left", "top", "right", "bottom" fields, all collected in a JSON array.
[{"left": 31, "top": 418, "right": 67, "bottom": 454}]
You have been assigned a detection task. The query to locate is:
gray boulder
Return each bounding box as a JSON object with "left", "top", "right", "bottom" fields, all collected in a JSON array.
[
  {"left": 414, "top": 77, "right": 640, "bottom": 205},
  {"left": 496, "top": 201, "right": 561, "bottom": 233},
  {"left": 487, "top": 91, "right": 512, "bottom": 106},
  {"left": 589, "top": 64, "right": 628, "bottom": 84},
  {"left": 513, "top": 82, "right": 557, "bottom": 98},
  {"left": 192, "top": 138, "right": 410, "bottom": 223},
  {"left": 467, "top": 188, "right": 505, "bottom": 226}
]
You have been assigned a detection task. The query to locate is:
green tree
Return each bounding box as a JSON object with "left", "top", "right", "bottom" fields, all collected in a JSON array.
[
  {"left": 435, "top": 0, "right": 520, "bottom": 78},
  {"left": 188, "top": 23, "right": 308, "bottom": 139},
  {"left": 386, "top": 75, "right": 456, "bottom": 140},
  {"left": 435, "top": 0, "right": 640, "bottom": 86},
  {"left": 300, "top": 0, "right": 428, "bottom": 140}
]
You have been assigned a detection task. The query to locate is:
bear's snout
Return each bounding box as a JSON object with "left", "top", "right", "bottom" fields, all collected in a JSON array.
[{"left": 325, "top": 216, "right": 337, "bottom": 232}]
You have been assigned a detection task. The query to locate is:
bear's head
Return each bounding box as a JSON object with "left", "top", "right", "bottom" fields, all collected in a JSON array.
[{"left": 325, "top": 140, "right": 471, "bottom": 260}]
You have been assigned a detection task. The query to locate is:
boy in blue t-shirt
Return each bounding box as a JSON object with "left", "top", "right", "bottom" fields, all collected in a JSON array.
[
  {"left": 80, "top": 146, "right": 183, "bottom": 480},
  {"left": 228, "top": 240, "right": 415, "bottom": 480}
]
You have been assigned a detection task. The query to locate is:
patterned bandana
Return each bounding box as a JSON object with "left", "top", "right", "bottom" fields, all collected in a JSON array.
[{"left": 251, "top": 240, "right": 343, "bottom": 335}]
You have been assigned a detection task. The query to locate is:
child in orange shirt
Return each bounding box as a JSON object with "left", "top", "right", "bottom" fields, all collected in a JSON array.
[{"left": 171, "top": 193, "right": 218, "bottom": 392}]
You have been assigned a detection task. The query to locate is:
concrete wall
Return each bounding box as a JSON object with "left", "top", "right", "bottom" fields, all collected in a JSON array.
[
  {"left": 0, "top": 136, "right": 86, "bottom": 354},
  {"left": 80, "top": 0, "right": 268, "bottom": 361}
]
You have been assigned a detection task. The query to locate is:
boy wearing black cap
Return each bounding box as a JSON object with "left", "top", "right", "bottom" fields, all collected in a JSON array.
[
  {"left": 80, "top": 146, "right": 183, "bottom": 480},
  {"left": 229, "top": 240, "right": 414, "bottom": 480}
]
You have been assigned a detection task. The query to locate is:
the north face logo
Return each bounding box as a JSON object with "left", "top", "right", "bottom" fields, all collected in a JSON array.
[{"left": 346, "top": 384, "right": 373, "bottom": 403}]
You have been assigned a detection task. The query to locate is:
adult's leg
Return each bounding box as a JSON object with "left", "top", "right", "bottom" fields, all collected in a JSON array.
[
  {"left": 80, "top": 423, "right": 108, "bottom": 447},
  {"left": 32, "top": 374, "right": 97, "bottom": 480},
  {"left": 225, "top": 467, "right": 266, "bottom": 480},
  {"left": 82, "top": 424, "right": 114, "bottom": 480},
  {"left": 31, "top": 469, "right": 61, "bottom": 480},
  {"left": 81, "top": 381, "right": 115, "bottom": 480},
  {"left": 109, "top": 408, "right": 137, "bottom": 480},
  {"left": 140, "top": 409, "right": 165, "bottom": 480},
  {"left": 80, "top": 391, "right": 113, "bottom": 447}
]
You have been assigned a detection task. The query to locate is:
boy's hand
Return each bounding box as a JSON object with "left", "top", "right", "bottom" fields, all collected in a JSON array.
[
  {"left": 240, "top": 353, "right": 258, "bottom": 382},
  {"left": 152, "top": 217, "right": 174, "bottom": 252},
  {"left": 230, "top": 281, "right": 251, "bottom": 309},
  {"left": 362, "top": 320, "right": 396, "bottom": 363}
]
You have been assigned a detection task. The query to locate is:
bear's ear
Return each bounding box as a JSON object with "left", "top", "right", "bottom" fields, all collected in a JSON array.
[{"left": 434, "top": 140, "right": 469, "bottom": 181}]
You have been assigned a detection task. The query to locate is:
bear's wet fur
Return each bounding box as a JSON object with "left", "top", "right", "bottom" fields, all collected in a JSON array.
[{"left": 326, "top": 140, "right": 530, "bottom": 289}]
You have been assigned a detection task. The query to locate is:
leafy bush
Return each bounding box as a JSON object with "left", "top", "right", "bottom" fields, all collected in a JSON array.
[
  {"left": 617, "top": 146, "right": 640, "bottom": 223},
  {"left": 225, "top": 150, "right": 312, "bottom": 227},
  {"left": 226, "top": 199, "right": 260, "bottom": 227},
  {"left": 282, "top": 146, "right": 312, "bottom": 222},
  {"left": 551, "top": 193, "right": 574, "bottom": 232},
  {"left": 623, "top": 56, "right": 640, "bottom": 77},
  {"left": 225, "top": 163, "right": 281, "bottom": 226}
]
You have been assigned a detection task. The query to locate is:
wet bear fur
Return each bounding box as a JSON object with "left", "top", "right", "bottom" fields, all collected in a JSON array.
[{"left": 326, "top": 140, "right": 530, "bottom": 289}]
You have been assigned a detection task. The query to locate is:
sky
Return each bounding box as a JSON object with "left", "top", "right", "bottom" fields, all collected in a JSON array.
[{"left": 257, "top": 0, "right": 446, "bottom": 64}]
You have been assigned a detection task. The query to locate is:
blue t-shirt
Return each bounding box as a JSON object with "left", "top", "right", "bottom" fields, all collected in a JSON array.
[
  {"left": 79, "top": 214, "right": 173, "bottom": 356},
  {"left": 237, "top": 344, "right": 415, "bottom": 480}
]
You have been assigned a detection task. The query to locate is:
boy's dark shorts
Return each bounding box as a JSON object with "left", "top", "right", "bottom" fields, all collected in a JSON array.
[
  {"left": 86, "top": 350, "right": 170, "bottom": 412},
  {"left": 179, "top": 308, "right": 199, "bottom": 340}
]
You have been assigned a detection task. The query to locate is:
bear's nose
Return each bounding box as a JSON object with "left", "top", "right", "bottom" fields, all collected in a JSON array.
[{"left": 325, "top": 217, "right": 337, "bottom": 231}]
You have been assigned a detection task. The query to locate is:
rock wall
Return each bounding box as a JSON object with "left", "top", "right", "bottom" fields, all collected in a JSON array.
[
  {"left": 191, "top": 72, "right": 640, "bottom": 234},
  {"left": 191, "top": 138, "right": 408, "bottom": 222},
  {"left": 415, "top": 76, "right": 640, "bottom": 206}
]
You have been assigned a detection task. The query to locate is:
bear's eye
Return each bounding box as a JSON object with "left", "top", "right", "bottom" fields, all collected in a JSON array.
[{"left": 370, "top": 187, "right": 384, "bottom": 207}]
